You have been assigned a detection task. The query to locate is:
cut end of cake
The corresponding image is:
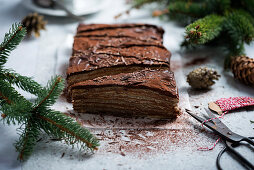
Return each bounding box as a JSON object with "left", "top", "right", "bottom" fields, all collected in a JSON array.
[{"left": 70, "top": 69, "right": 179, "bottom": 118}]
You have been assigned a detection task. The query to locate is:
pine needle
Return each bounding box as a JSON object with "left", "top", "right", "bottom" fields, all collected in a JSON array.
[
  {"left": 1, "top": 69, "right": 43, "bottom": 96},
  {"left": 0, "top": 23, "right": 26, "bottom": 67},
  {"left": 185, "top": 14, "right": 224, "bottom": 44},
  {"left": 15, "top": 119, "right": 40, "bottom": 161},
  {"left": 33, "top": 76, "right": 64, "bottom": 112},
  {"left": 38, "top": 110, "right": 99, "bottom": 150}
]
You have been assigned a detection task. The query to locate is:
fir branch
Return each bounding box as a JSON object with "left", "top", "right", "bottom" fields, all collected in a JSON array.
[
  {"left": 185, "top": 14, "right": 224, "bottom": 44},
  {"left": 0, "top": 91, "right": 11, "bottom": 105},
  {"left": 222, "top": 10, "right": 254, "bottom": 68},
  {"left": 1, "top": 101, "right": 32, "bottom": 125},
  {"left": 0, "top": 69, "right": 43, "bottom": 96},
  {"left": 0, "top": 23, "right": 99, "bottom": 161},
  {"left": 224, "top": 10, "right": 254, "bottom": 45},
  {"left": 37, "top": 110, "right": 99, "bottom": 150},
  {"left": 168, "top": 1, "right": 209, "bottom": 18},
  {"left": 0, "top": 80, "right": 33, "bottom": 125},
  {"left": 15, "top": 119, "right": 40, "bottom": 161},
  {"left": 33, "top": 76, "right": 64, "bottom": 112},
  {"left": 0, "top": 79, "right": 28, "bottom": 105},
  {"left": 37, "top": 114, "right": 64, "bottom": 139},
  {"left": 0, "top": 23, "right": 26, "bottom": 67}
]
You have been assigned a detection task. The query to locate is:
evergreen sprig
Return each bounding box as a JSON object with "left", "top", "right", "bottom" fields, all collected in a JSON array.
[
  {"left": 0, "top": 23, "right": 26, "bottom": 66},
  {"left": 0, "top": 69, "right": 43, "bottom": 96},
  {"left": 0, "top": 23, "right": 99, "bottom": 161},
  {"left": 131, "top": 0, "right": 254, "bottom": 68},
  {"left": 186, "top": 14, "right": 224, "bottom": 45}
]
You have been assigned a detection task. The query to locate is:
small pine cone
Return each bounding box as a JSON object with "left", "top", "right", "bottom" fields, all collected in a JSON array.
[
  {"left": 22, "top": 13, "right": 46, "bottom": 37},
  {"left": 231, "top": 55, "right": 254, "bottom": 85},
  {"left": 187, "top": 67, "right": 220, "bottom": 89}
]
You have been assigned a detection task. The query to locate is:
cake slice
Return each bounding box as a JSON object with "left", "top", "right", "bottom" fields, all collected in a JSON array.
[
  {"left": 67, "top": 23, "right": 179, "bottom": 118},
  {"left": 70, "top": 69, "right": 179, "bottom": 118}
]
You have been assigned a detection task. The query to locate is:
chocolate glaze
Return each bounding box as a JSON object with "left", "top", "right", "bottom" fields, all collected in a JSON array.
[
  {"left": 76, "top": 27, "right": 162, "bottom": 42},
  {"left": 67, "top": 44, "right": 171, "bottom": 75},
  {"left": 67, "top": 53, "right": 170, "bottom": 76},
  {"left": 77, "top": 23, "right": 164, "bottom": 36},
  {"left": 71, "top": 69, "right": 178, "bottom": 98},
  {"left": 68, "top": 24, "right": 171, "bottom": 76}
]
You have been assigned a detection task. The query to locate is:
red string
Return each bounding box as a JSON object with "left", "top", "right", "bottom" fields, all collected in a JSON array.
[
  {"left": 198, "top": 97, "right": 254, "bottom": 151},
  {"left": 198, "top": 137, "right": 221, "bottom": 151},
  {"left": 201, "top": 112, "right": 226, "bottom": 127}
]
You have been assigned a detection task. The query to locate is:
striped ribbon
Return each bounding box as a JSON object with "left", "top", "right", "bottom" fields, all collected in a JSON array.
[{"left": 199, "top": 97, "right": 254, "bottom": 151}]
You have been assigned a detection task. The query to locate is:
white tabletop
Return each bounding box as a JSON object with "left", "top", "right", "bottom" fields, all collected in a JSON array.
[{"left": 0, "top": 0, "right": 254, "bottom": 170}]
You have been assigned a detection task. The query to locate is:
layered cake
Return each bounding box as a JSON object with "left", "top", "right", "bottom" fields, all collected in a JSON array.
[{"left": 67, "top": 23, "right": 179, "bottom": 118}]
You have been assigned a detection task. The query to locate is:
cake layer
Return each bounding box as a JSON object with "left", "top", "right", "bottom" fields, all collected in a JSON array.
[
  {"left": 76, "top": 24, "right": 164, "bottom": 45},
  {"left": 67, "top": 45, "right": 171, "bottom": 85},
  {"left": 67, "top": 65, "right": 169, "bottom": 88},
  {"left": 71, "top": 69, "right": 179, "bottom": 118},
  {"left": 72, "top": 37, "right": 163, "bottom": 52},
  {"left": 73, "top": 88, "right": 178, "bottom": 118}
]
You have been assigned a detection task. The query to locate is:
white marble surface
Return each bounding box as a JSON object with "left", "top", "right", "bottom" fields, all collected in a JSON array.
[{"left": 0, "top": 0, "right": 254, "bottom": 170}]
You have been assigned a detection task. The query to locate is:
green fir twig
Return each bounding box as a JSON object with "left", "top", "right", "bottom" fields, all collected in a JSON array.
[
  {"left": 0, "top": 23, "right": 26, "bottom": 67},
  {"left": 0, "top": 23, "right": 99, "bottom": 161}
]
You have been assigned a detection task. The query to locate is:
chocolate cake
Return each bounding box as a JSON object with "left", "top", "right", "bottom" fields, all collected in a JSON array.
[{"left": 67, "top": 23, "right": 179, "bottom": 118}]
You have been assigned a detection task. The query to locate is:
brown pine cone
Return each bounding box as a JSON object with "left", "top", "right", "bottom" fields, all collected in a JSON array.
[
  {"left": 187, "top": 67, "right": 220, "bottom": 89},
  {"left": 231, "top": 55, "right": 254, "bottom": 85},
  {"left": 21, "top": 13, "right": 46, "bottom": 37}
]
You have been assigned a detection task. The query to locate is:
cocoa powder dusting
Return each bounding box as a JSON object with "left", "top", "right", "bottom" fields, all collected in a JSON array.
[
  {"left": 63, "top": 111, "right": 207, "bottom": 159},
  {"left": 91, "top": 128, "right": 201, "bottom": 159}
]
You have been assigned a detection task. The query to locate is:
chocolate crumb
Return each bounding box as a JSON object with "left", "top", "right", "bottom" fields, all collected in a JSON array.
[
  {"left": 61, "top": 152, "right": 65, "bottom": 158},
  {"left": 120, "top": 152, "right": 126, "bottom": 156},
  {"left": 119, "top": 146, "right": 123, "bottom": 151},
  {"left": 108, "top": 142, "right": 119, "bottom": 145}
]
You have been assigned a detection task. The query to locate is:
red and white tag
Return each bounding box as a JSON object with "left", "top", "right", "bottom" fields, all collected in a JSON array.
[{"left": 209, "top": 96, "right": 254, "bottom": 115}]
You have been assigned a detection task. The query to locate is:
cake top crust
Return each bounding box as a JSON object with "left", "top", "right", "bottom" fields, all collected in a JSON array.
[
  {"left": 71, "top": 69, "right": 178, "bottom": 98},
  {"left": 76, "top": 23, "right": 164, "bottom": 36},
  {"left": 67, "top": 23, "right": 171, "bottom": 76}
]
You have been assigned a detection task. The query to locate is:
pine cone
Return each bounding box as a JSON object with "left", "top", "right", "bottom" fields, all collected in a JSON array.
[
  {"left": 187, "top": 67, "right": 220, "bottom": 89},
  {"left": 231, "top": 55, "right": 254, "bottom": 85},
  {"left": 22, "top": 13, "right": 46, "bottom": 37}
]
